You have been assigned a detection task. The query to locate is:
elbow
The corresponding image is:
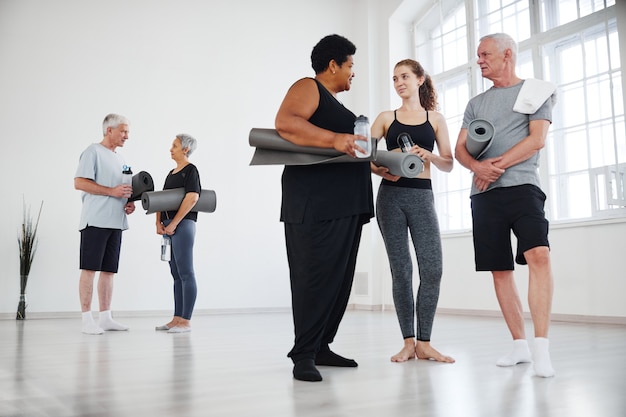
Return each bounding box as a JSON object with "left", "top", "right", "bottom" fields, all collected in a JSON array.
[
  {"left": 451, "top": 148, "right": 463, "bottom": 165},
  {"left": 453, "top": 145, "right": 463, "bottom": 162},
  {"left": 536, "top": 137, "right": 546, "bottom": 151},
  {"left": 275, "top": 116, "right": 288, "bottom": 137},
  {"left": 275, "top": 125, "right": 290, "bottom": 141},
  {"left": 443, "top": 161, "right": 454, "bottom": 173}
]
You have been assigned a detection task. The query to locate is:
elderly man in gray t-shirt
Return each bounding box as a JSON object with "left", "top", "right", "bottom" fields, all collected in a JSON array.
[{"left": 455, "top": 33, "right": 556, "bottom": 378}]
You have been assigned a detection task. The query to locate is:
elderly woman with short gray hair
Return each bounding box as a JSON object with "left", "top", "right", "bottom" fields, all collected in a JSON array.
[{"left": 155, "top": 134, "right": 201, "bottom": 333}]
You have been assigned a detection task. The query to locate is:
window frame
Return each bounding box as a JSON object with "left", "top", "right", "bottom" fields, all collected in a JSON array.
[{"left": 412, "top": 0, "right": 625, "bottom": 233}]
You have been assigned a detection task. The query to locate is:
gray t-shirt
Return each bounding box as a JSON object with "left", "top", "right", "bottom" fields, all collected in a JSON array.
[
  {"left": 75, "top": 143, "right": 129, "bottom": 231},
  {"left": 462, "top": 80, "right": 553, "bottom": 196}
]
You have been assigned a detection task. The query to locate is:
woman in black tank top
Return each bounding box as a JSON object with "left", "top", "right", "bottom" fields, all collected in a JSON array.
[
  {"left": 274, "top": 35, "right": 374, "bottom": 382},
  {"left": 371, "top": 59, "right": 455, "bottom": 364}
]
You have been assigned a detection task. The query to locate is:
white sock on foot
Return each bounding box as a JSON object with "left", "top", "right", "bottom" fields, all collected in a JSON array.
[
  {"left": 496, "top": 339, "right": 532, "bottom": 367},
  {"left": 82, "top": 312, "right": 104, "bottom": 335},
  {"left": 98, "top": 310, "right": 129, "bottom": 331},
  {"left": 532, "top": 337, "right": 555, "bottom": 378}
]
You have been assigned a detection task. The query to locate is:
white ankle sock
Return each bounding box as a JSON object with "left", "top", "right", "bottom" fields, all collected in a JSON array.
[
  {"left": 532, "top": 337, "right": 555, "bottom": 377},
  {"left": 81, "top": 312, "right": 103, "bottom": 335},
  {"left": 98, "top": 310, "right": 129, "bottom": 331},
  {"left": 82, "top": 311, "right": 95, "bottom": 323},
  {"left": 496, "top": 339, "right": 532, "bottom": 367}
]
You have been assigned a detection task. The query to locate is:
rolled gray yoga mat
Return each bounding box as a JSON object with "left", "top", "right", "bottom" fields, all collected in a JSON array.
[
  {"left": 373, "top": 151, "right": 424, "bottom": 177},
  {"left": 249, "top": 128, "right": 376, "bottom": 166},
  {"left": 129, "top": 171, "right": 154, "bottom": 202},
  {"left": 466, "top": 119, "right": 495, "bottom": 158},
  {"left": 141, "top": 189, "right": 217, "bottom": 214}
]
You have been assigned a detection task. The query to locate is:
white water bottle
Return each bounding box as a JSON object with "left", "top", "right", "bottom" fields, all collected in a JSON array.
[
  {"left": 122, "top": 165, "right": 133, "bottom": 185},
  {"left": 353, "top": 115, "right": 371, "bottom": 158},
  {"left": 161, "top": 235, "right": 171, "bottom": 262},
  {"left": 122, "top": 165, "right": 133, "bottom": 200}
]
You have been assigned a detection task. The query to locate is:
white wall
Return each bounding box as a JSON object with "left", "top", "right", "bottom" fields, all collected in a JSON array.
[
  {"left": 436, "top": 222, "right": 626, "bottom": 319},
  {"left": 0, "top": 0, "right": 624, "bottom": 321},
  {"left": 0, "top": 0, "right": 371, "bottom": 315}
]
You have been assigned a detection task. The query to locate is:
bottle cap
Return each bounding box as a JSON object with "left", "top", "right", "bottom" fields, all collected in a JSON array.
[{"left": 356, "top": 115, "right": 369, "bottom": 123}]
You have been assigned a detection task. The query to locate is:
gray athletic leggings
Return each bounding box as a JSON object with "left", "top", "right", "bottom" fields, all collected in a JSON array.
[{"left": 376, "top": 184, "right": 442, "bottom": 341}]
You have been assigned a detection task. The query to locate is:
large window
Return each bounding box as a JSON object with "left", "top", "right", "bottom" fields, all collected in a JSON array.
[{"left": 414, "top": 0, "right": 623, "bottom": 232}]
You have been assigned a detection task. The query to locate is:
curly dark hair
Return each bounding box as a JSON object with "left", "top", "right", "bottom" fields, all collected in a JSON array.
[
  {"left": 395, "top": 59, "right": 438, "bottom": 111},
  {"left": 311, "top": 34, "right": 357, "bottom": 74}
]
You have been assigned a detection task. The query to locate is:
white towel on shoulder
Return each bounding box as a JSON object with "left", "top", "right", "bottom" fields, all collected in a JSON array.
[{"left": 513, "top": 78, "right": 557, "bottom": 114}]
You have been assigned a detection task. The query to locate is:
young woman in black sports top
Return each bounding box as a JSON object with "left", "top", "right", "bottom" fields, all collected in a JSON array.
[{"left": 371, "top": 59, "right": 455, "bottom": 364}]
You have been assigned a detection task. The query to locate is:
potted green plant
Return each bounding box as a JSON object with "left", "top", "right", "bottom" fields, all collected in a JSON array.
[{"left": 17, "top": 198, "right": 43, "bottom": 320}]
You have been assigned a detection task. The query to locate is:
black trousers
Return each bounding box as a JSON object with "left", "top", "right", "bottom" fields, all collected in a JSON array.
[{"left": 284, "top": 214, "right": 364, "bottom": 363}]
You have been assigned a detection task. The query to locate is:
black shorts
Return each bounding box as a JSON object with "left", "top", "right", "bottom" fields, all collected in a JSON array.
[
  {"left": 79, "top": 227, "right": 122, "bottom": 273},
  {"left": 470, "top": 184, "right": 549, "bottom": 271}
]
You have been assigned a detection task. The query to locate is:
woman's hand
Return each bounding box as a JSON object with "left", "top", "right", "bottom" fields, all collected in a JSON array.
[
  {"left": 164, "top": 222, "right": 178, "bottom": 236},
  {"left": 410, "top": 145, "right": 430, "bottom": 161},
  {"left": 370, "top": 162, "right": 401, "bottom": 181},
  {"left": 156, "top": 222, "right": 166, "bottom": 235},
  {"left": 333, "top": 133, "right": 366, "bottom": 158}
]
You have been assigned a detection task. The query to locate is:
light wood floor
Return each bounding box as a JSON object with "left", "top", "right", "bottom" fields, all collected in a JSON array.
[{"left": 1, "top": 310, "right": 625, "bottom": 417}]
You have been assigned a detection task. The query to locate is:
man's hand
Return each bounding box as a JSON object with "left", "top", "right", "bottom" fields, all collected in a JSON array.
[
  {"left": 124, "top": 201, "right": 135, "bottom": 215},
  {"left": 111, "top": 184, "right": 133, "bottom": 199},
  {"left": 472, "top": 157, "right": 505, "bottom": 191}
]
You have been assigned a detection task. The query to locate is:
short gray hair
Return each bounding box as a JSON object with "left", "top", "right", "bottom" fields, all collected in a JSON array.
[
  {"left": 176, "top": 133, "right": 197, "bottom": 156},
  {"left": 102, "top": 113, "right": 130, "bottom": 136},
  {"left": 480, "top": 33, "right": 518, "bottom": 63}
]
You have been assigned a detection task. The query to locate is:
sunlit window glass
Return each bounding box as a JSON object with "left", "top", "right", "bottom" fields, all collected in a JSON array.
[{"left": 412, "top": 0, "right": 624, "bottom": 231}]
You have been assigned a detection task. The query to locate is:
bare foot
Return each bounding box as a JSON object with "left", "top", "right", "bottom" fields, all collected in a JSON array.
[
  {"left": 166, "top": 316, "right": 186, "bottom": 328},
  {"left": 391, "top": 339, "right": 416, "bottom": 362},
  {"left": 415, "top": 341, "right": 455, "bottom": 363},
  {"left": 176, "top": 317, "right": 191, "bottom": 328}
]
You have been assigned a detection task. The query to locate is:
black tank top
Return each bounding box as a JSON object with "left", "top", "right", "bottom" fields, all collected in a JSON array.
[
  {"left": 382, "top": 110, "right": 435, "bottom": 189},
  {"left": 386, "top": 110, "right": 435, "bottom": 152},
  {"left": 280, "top": 78, "right": 374, "bottom": 223}
]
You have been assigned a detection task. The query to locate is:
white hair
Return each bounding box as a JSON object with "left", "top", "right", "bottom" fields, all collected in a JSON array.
[
  {"left": 176, "top": 133, "right": 197, "bottom": 156},
  {"left": 102, "top": 113, "right": 129, "bottom": 136},
  {"left": 480, "top": 33, "right": 518, "bottom": 63}
]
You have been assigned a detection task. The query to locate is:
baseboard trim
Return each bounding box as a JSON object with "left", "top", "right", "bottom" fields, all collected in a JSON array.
[
  {"left": 0, "top": 307, "right": 292, "bottom": 321},
  {"left": 348, "top": 304, "right": 626, "bottom": 325},
  {"left": 2, "top": 306, "right": 625, "bottom": 325}
]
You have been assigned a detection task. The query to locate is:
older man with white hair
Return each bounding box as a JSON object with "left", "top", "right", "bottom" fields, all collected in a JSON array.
[
  {"left": 455, "top": 33, "right": 556, "bottom": 378},
  {"left": 74, "top": 113, "right": 136, "bottom": 335}
]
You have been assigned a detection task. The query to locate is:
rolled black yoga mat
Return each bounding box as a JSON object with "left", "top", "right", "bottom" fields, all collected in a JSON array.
[
  {"left": 129, "top": 171, "right": 155, "bottom": 202},
  {"left": 141, "top": 189, "right": 217, "bottom": 214},
  {"left": 249, "top": 128, "right": 376, "bottom": 166}
]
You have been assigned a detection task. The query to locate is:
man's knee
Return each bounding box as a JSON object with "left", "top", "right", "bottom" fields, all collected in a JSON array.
[{"left": 524, "top": 246, "right": 550, "bottom": 266}]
